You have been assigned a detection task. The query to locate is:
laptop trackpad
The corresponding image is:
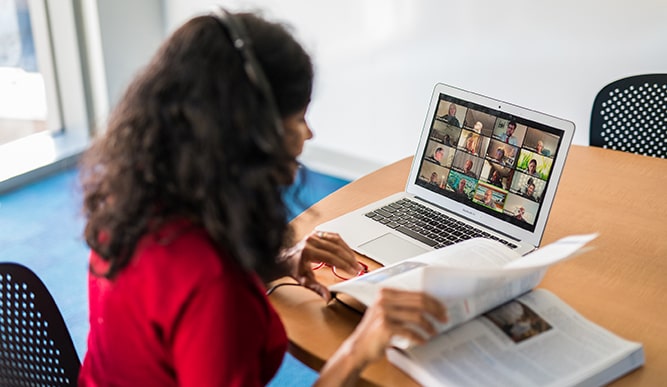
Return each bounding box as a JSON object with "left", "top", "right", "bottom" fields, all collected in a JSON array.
[{"left": 360, "top": 233, "right": 430, "bottom": 266}]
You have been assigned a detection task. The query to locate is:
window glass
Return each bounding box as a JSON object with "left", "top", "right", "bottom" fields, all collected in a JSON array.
[{"left": 0, "top": 0, "right": 50, "bottom": 145}]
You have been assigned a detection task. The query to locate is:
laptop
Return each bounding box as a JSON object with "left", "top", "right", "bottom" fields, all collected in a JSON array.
[{"left": 316, "top": 83, "right": 575, "bottom": 266}]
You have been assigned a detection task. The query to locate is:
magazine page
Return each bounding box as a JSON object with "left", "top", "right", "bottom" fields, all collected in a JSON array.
[
  {"left": 328, "top": 237, "right": 523, "bottom": 307},
  {"left": 504, "top": 233, "right": 599, "bottom": 270},
  {"left": 329, "top": 234, "right": 598, "bottom": 331},
  {"left": 387, "top": 289, "right": 644, "bottom": 387},
  {"left": 419, "top": 233, "right": 599, "bottom": 332},
  {"left": 421, "top": 268, "right": 546, "bottom": 337}
]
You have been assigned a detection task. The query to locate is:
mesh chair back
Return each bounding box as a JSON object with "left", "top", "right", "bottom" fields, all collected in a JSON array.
[
  {"left": 0, "top": 262, "right": 80, "bottom": 386},
  {"left": 590, "top": 74, "right": 667, "bottom": 158}
]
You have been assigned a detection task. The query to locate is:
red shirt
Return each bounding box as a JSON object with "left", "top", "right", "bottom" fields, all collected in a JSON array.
[{"left": 79, "top": 220, "right": 287, "bottom": 386}]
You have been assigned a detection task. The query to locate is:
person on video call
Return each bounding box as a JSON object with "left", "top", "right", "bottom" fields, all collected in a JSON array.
[
  {"left": 498, "top": 121, "right": 518, "bottom": 145},
  {"left": 482, "top": 188, "right": 495, "bottom": 208},
  {"left": 514, "top": 206, "right": 527, "bottom": 222},
  {"left": 429, "top": 171, "right": 439, "bottom": 185},
  {"left": 536, "top": 140, "right": 551, "bottom": 156},
  {"left": 493, "top": 147, "right": 505, "bottom": 163},
  {"left": 526, "top": 159, "right": 539, "bottom": 177},
  {"left": 454, "top": 179, "right": 469, "bottom": 200},
  {"left": 522, "top": 181, "right": 539, "bottom": 202},
  {"left": 463, "top": 134, "right": 479, "bottom": 155},
  {"left": 443, "top": 133, "right": 452, "bottom": 146},
  {"left": 488, "top": 169, "right": 503, "bottom": 188},
  {"left": 439, "top": 102, "right": 460, "bottom": 127},
  {"left": 427, "top": 147, "right": 445, "bottom": 165},
  {"left": 462, "top": 159, "right": 477, "bottom": 178},
  {"left": 77, "top": 10, "right": 447, "bottom": 386},
  {"left": 472, "top": 121, "right": 484, "bottom": 133}
]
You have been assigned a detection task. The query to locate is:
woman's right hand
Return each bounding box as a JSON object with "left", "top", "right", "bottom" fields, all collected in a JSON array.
[
  {"left": 349, "top": 288, "right": 448, "bottom": 362},
  {"left": 316, "top": 288, "right": 447, "bottom": 386}
]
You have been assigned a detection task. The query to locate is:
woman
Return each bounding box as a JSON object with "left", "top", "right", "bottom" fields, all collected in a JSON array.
[
  {"left": 78, "top": 10, "right": 446, "bottom": 386},
  {"left": 464, "top": 133, "right": 478, "bottom": 155},
  {"left": 440, "top": 103, "right": 460, "bottom": 127},
  {"left": 527, "top": 158, "right": 539, "bottom": 176}
]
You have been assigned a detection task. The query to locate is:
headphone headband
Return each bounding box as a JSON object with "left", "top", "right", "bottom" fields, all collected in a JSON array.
[{"left": 211, "top": 8, "right": 284, "bottom": 136}]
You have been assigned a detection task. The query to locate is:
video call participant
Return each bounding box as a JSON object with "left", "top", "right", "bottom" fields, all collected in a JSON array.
[
  {"left": 429, "top": 171, "right": 439, "bottom": 185},
  {"left": 462, "top": 159, "right": 477, "bottom": 178},
  {"left": 426, "top": 146, "right": 445, "bottom": 165},
  {"left": 439, "top": 102, "right": 461, "bottom": 127},
  {"left": 514, "top": 206, "right": 526, "bottom": 221},
  {"left": 77, "top": 10, "right": 447, "bottom": 386},
  {"left": 482, "top": 189, "right": 495, "bottom": 208},
  {"left": 488, "top": 170, "right": 503, "bottom": 188},
  {"left": 443, "top": 134, "right": 452, "bottom": 146},
  {"left": 526, "top": 159, "right": 539, "bottom": 177},
  {"left": 522, "top": 181, "right": 539, "bottom": 202},
  {"left": 536, "top": 140, "right": 551, "bottom": 156},
  {"left": 493, "top": 147, "right": 505, "bottom": 163},
  {"left": 463, "top": 133, "right": 479, "bottom": 155},
  {"left": 498, "top": 121, "right": 518, "bottom": 145},
  {"left": 451, "top": 177, "right": 472, "bottom": 201}
]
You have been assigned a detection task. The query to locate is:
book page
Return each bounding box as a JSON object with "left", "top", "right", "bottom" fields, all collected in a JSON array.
[
  {"left": 329, "top": 234, "right": 599, "bottom": 345},
  {"left": 387, "top": 289, "right": 644, "bottom": 387},
  {"left": 421, "top": 269, "right": 546, "bottom": 337},
  {"left": 330, "top": 234, "right": 597, "bottom": 310},
  {"left": 329, "top": 237, "right": 521, "bottom": 306},
  {"left": 505, "top": 233, "right": 599, "bottom": 270}
]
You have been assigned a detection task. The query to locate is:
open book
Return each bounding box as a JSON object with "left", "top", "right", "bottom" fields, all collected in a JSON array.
[{"left": 329, "top": 234, "right": 644, "bottom": 387}]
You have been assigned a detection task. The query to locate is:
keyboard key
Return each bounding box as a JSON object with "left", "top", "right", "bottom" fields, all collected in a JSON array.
[
  {"left": 396, "top": 226, "right": 439, "bottom": 247},
  {"left": 374, "top": 209, "right": 393, "bottom": 218}
]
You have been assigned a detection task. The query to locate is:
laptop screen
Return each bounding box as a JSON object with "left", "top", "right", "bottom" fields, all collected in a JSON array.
[{"left": 414, "top": 92, "right": 566, "bottom": 232}]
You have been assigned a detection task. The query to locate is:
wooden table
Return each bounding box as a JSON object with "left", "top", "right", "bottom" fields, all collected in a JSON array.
[{"left": 269, "top": 145, "right": 667, "bottom": 386}]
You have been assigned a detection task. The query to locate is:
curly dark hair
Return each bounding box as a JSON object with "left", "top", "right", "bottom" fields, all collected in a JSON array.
[{"left": 79, "top": 12, "right": 313, "bottom": 280}]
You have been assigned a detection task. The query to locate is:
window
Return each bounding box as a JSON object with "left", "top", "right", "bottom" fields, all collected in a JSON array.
[
  {"left": 0, "top": 0, "right": 58, "bottom": 145},
  {"left": 0, "top": 0, "right": 90, "bottom": 192}
]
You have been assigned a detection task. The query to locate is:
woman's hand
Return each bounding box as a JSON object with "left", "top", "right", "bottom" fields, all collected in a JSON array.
[
  {"left": 280, "top": 231, "right": 362, "bottom": 301},
  {"left": 350, "top": 288, "right": 448, "bottom": 362},
  {"left": 316, "top": 288, "right": 447, "bottom": 386}
]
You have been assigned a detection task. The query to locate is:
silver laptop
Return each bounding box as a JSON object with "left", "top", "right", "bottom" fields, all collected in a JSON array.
[{"left": 316, "top": 83, "right": 575, "bottom": 266}]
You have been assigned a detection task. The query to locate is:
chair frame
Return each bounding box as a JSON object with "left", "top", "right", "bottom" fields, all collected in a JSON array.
[
  {"left": 590, "top": 73, "right": 667, "bottom": 158},
  {"left": 0, "top": 262, "right": 80, "bottom": 386}
]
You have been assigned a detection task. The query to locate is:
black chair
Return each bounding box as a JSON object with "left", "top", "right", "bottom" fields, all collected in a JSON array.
[
  {"left": 590, "top": 73, "right": 667, "bottom": 158},
  {"left": 0, "top": 262, "right": 80, "bottom": 386}
]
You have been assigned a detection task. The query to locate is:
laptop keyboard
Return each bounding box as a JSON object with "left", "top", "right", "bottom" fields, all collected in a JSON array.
[{"left": 364, "top": 198, "right": 518, "bottom": 250}]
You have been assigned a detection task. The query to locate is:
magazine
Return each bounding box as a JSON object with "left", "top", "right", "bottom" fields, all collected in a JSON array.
[{"left": 329, "top": 234, "right": 644, "bottom": 386}]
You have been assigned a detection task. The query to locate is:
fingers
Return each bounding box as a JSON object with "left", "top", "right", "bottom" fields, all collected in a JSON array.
[
  {"left": 372, "top": 288, "right": 448, "bottom": 341},
  {"left": 378, "top": 288, "right": 448, "bottom": 323},
  {"left": 305, "top": 281, "right": 332, "bottom": 302},
  {"left": 345, "top": 289, "right": 448, "bottom": 364},
  {"left": 288, "top": 258, "right": 332, "bottom": 301},
  {"left": 306, "top": 231, "right": 361, "bottom": 274}
]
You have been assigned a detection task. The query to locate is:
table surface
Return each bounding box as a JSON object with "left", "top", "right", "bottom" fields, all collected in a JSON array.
[{"left": 269, "top": 145, "right": 667, "bottom": 386}]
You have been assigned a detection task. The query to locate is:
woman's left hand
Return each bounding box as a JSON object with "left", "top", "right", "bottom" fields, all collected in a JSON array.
[{"left": 281, "top": 231, "right": 362, "bottom": 301}]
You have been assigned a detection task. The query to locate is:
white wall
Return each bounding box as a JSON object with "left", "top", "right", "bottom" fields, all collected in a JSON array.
[
  {"left": 159, "top": 1, "right": 667, "bottom": 179},
  {"left": 95, "top": 0, "right": 165, "bottom": 110}
]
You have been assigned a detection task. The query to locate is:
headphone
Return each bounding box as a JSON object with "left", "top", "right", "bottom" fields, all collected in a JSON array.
[{"left": 211, "top": 7, "right": 284, "bottom": 138}]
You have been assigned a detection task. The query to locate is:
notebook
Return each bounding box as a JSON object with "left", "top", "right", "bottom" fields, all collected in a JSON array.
[{"left": 316, "top": 83, "right": 576, "bottom": 266}]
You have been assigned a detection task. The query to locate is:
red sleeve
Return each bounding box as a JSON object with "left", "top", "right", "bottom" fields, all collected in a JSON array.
[{"left": 170, "top": 273, "right": 271, "bottom": 387}]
